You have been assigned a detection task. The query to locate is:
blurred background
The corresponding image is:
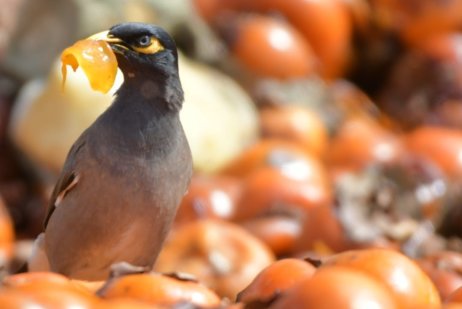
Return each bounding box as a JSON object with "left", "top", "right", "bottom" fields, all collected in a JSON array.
[{"left": 2, "top": 0, "right": 462, "bottom": 301}]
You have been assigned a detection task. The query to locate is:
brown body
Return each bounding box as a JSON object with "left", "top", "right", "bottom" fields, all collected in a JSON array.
[{"left": 44, "top": 105, "right": 191, "bottom": 280}]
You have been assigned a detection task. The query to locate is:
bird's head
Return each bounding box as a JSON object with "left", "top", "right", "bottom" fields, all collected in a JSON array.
[
  {"left": 91, "top": 22, "right": 179, "bottom": 78},
  {"left": 90, "top": 22, "right": 183, "bottom": 110}
]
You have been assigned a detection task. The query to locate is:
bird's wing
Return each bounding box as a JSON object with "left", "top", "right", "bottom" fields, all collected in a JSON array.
[{"left": 43, "top": 134, "right": 87, "bottom": 229}]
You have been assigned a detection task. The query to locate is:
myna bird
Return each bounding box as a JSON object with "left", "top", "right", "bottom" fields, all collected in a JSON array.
[{"left": 27, "top": 22, "right": 193, "bottom": 280}]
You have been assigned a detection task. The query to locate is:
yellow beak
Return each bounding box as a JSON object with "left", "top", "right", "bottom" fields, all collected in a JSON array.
[{"left": 87, "top": 30, "right": 123, "bottom": 44}]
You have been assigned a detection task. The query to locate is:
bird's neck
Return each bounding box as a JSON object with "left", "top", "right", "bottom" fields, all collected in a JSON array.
[
  {"left": 117, "top": 70, "right": 184, "bottom": 112},
  {"left": 93, "top": 80, "right": 184, "bottom": 159}
]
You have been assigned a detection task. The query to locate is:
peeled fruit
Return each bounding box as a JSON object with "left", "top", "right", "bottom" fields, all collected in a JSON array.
[
  {"left": 259, "top": 104, "right": 328, "bottom": 158},
  {"left": 220, "top": 139, "right": 313, "bottom": 178},
  {"left": 295, "top": 202, "right": 351, "bottom": 253},
  {"left": 236, "top": 158, "right": 331, "bottom": 221},
  {"left": 242, "top": 216, "right": 301, "bottom": 256},
  {"left": 327, "top": 115, "right": 403, "bottom": 175},
  {"left": 61, "top": 39, "right": 118, "bottom": 93},
  {"left": 231, "top": 15, "right": 316, "bottom": 79},
  {"left": 237, "top": 258, "right": 316, "bottom": 303},
  {"left": 322, "top": 248, "right": 442, "bottom": 308},
  {"left": 100, "top": 272, "right": 220, "bottom": 307},
  {"left": 3, "top": 272, "right": 100, "bottom": 308},
  {"left": 175, "top": 174, "right": 242, "bottom": 225},
  {"left": 252, "top": 0, "right": 352, "bottom": 79},
  {"left": 155, "top": 219, "right": 274, "bottom": 300},
  {"left": 2, "top": 272, "right": 70, "bottom": 288},
  {"left": 4, "top": 272, "right": 98, "bottom": 301},
  {"left": 0, "top": 289, "right": 38, "bottom": 308},
  {"left": 20, "top": 287, "right": 100, "bottom": 308},
  {"left": 406, "top": 126, "right": 462, "bottom": 178},
  {"left": 269, "top": 266, "right": 398, "bottom": 309},
  {"left": 197, "top": 0, "right": 352, "bottom": 79}
]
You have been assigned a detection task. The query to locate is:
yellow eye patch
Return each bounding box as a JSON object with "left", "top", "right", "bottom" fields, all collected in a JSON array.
[
  {"left": 132, "top": 37, "right": 164, "bottom": 54},
  {"left": 61, "top": 39, "right": 118, "bottom": 94}
]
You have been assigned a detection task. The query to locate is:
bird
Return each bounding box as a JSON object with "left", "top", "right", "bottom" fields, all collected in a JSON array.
[{"left": 27, "top": 22, "right": 193, "bottom": 280}]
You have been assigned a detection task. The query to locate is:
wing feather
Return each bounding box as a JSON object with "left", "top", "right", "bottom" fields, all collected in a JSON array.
[{"left": 43, "top": 135, "right": 87, "bottom": 229}]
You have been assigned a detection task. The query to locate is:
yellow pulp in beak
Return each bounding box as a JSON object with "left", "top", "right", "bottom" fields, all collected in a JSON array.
[{"left": 61, "top": 39, "right": 118, "bottom": 94}]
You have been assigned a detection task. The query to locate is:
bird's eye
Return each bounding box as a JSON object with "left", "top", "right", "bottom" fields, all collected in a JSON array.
[
  {"left": 132, "top": 36, "right": 164, "bottom": 54},
  {"left": 138, "top": 35, "right": 151, "bottom": 47}
]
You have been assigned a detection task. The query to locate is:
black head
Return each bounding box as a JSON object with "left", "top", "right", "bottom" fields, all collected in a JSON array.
[
  {"left": 94, "top": 23, "right": 183, "bottom": 111},
  {"left": 106, "top": 22, "right": 179, "bottom": 78}
]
